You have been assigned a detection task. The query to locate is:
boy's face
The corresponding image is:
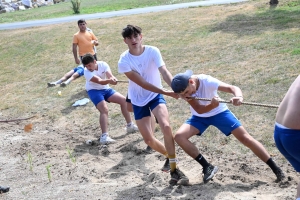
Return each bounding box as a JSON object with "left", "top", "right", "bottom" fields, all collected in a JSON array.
[
  {"left": 124, "top": 33, "right": 142, "bottom": 49},
  {"left": 78, "top": 22, "right": 87, "bottom": 32},
  {"left": 84, "top": 60, "right": 97, "bottom": 72},
  {"left": 180, "top": 79, "right": 197, "bottom": 97}
]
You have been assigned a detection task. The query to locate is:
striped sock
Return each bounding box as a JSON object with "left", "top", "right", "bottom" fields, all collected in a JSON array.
[{"left": 169, "top": 154, "right": 177, "bottom": 172}]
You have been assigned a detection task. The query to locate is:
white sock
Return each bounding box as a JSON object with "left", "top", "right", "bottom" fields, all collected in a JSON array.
[
  {"left": 64, "top": 79, "right": 71, "bottom": 84},
  {"left": 55, "top": 80, "right": 62, "bottom": 84},
  {"left": 101, "top": 133, "right": 108, "bottom": 137},
  {"left": 127, "top": 122, "right": 133, "bottom": 127}
]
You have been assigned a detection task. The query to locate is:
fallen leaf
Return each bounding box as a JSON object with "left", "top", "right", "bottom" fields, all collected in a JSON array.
[{"left": 24, "top": 123, "right": 33, "bottom": 132}]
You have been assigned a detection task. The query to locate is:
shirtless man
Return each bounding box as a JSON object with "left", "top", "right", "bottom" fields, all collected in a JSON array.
[{"left": 274, "top": 75, "right": 300, "bottom": 200}]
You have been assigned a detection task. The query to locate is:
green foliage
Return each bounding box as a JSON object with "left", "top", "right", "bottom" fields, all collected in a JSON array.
[
  {"left": 66, "top": 146, "right": 76, "bottom": 163},
  {"left": 27, "top": 151, "right": 33, "bottom": 171},
  {"left": 46, "top": 164, "right": 52, "bottom": 182},
  {"left": 71, "top": 0, "right": 81, "bottom": 14}
]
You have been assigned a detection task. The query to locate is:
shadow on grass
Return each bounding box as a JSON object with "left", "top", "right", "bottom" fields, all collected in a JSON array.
[
  {"left": 60, "top": 90, "right": 89, "bottom": 115},
  {"left": 210, "top": 5, "right": 300, "bottom": 36}
]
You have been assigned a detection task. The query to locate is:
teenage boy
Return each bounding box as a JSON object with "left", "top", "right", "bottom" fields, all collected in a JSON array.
[
  {"left": 274, "top": 75, "right": 300, "bottom": 199},
  {"left": 171, "top": 70, "right": 285, "bottom": 183},
  {"left": 82, "top": 53, "right": 138, "bottom": 144},
  {"left": 118, "top": 24, "right": 189, "bottom": 185}
]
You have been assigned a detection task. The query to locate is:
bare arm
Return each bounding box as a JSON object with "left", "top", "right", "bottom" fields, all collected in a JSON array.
[
  {"left": 72, "top": 43, "right": 80, "bottom": 64},
  {"left": 187, "top": 97, "right": 219, "bottom": 114},
  {"left": 218, "top": 81, "right": 243, "bottom": 106},
  {"left": 158, "top": 65, "right": 173, "bottom": 87},
  {"left": 90, "top": 75, "right": 117, "bottom": 85},
  {"left": 105, "top": 71, "right": 117, "bottom": 85},
  {"left": 124, "top": 71, "right": 177, "bottom": 98}
]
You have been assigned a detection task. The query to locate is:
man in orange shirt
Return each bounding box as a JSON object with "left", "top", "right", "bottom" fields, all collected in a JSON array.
[{"left": 73, "top": 19, "right": 98, "bottom": 65}]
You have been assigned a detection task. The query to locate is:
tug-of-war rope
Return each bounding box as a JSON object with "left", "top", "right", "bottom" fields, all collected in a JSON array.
[
  {"left": 117, "top": 80, "right": 279, "bottom": 108},
  {"left": 189, "top": 97, "right": 279, "bottom": 108}
]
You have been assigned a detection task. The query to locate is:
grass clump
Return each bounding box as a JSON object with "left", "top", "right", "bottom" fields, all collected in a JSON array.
[{"left": 71, "top": 0, "right": 81, "bottom": 14}]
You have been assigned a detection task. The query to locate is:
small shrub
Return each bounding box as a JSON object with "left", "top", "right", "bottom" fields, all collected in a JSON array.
[{"left": 71, "top": 0, "right": 81, "bottom": 14}]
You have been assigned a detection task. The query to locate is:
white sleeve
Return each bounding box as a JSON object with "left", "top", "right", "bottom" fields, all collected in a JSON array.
[
  {"left": 118, "top": 52, "right": 132, "bottom": 74},
  {"left": 152, "top": 47, "right": 165, "bottom": 68}
]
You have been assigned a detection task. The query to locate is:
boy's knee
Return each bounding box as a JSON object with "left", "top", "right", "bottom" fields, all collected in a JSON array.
[
  {"left": 144, "top": 138, "right": 154, "bottom": 146},
  {"left": 174, "top": 133, "right": 183, "bottom": 143}
]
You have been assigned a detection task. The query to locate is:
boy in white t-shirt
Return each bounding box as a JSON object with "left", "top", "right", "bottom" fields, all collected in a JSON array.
[
  {"left": 82, "top": 54, "right": 138, "bottom": 144},
  {"left": 118, "top": 25, "right": 189, "bottom": 186},
  {"left": 171, "top": 70, "right": 285, "bottom": 184}
]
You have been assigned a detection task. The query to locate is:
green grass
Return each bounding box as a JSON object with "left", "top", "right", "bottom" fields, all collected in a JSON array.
[{"left": 0, "top": 0, "right": 202, "bottom": 23}]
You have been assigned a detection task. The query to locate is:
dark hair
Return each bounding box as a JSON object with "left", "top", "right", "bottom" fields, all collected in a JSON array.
[
  {"left": 82, "top": 53, "right": 95, "bottom": 66},
  {"left": 77, "top": 19, "right": 86, "bottom": 25},
  {"left": 121, "top": 25, "right": 142, "bottom": 38}
]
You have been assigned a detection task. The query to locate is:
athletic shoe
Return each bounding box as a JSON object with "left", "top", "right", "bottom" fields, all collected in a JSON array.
[
  {"left": 47, "top": 82, "right": 56, "bottom": 87},
  {"left": 126, "top": 123, "right": 139, "bottom": 133},
  {"left": 169, "top": 168, "right": 189, "bottom": 186},
  {"left": 275, "top": 168, "right": 285, "bottom": 183},
  {"left": 203, "top": 164, "right": 218, "bottom": 183},
  {"left": 60, "top": 82, "right": 67, "bottom": 87},
  {"left": 99, "top": 135, "right": 116, "bottom": 145},
  {"left": 0, "top": 186, "right": 9, "bottom": 193},
  {"left": 161, "top": 158, "right": 170, "bottom": 172},
  {"left": 145, "top": 145, "right": 153, "bottom": 153}
]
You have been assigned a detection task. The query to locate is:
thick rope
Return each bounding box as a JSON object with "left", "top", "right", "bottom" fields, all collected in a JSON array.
[
  {"left": 189, "top": 97, "right": 279, "bottom": 108},
  {"left": 117, "top": 80, "right": 128, "bottom": 83}
]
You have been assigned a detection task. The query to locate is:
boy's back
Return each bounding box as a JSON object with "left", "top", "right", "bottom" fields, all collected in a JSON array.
[{"left": 276, "top": 75, "right": 300, "bottom": 129}]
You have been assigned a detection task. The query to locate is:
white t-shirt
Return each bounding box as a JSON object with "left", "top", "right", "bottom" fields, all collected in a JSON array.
[
  {"left": 118, "top": 45, "right": 165, "bottom": 106},
  {"left": 191, "top": 74, "right": 228, "bottom": 117},
  {"left": 84, "top": 61, "right": 111, "bottom": 91}
]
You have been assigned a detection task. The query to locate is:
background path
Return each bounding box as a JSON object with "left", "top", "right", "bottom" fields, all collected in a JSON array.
[{"left": 0, "top": 0, "right": 247, "bottom": 30}]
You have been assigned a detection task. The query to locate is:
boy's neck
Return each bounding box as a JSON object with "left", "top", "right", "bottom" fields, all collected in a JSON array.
[
  {"left": 193, "top": 76, "right": 200, "bottom": 90},
  {"left": 129, "top": 45, "right": 145, "bottom": 56}
]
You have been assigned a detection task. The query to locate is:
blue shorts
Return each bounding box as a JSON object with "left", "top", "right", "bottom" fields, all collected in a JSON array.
[
  {"left": 132, "top": 94, "right": 166, "bottom": 120},
  {"left": 87, "top": 88, "right": 116, "bottom": 106},
  {"left": 274, "top": 124, "right": 300, "bottom": 172},
  {"left": 73, "top": 66, "right": 84, "bottom": 77},
  {"left": 186, "top": 109, "right": 241, "bottom": 136}
]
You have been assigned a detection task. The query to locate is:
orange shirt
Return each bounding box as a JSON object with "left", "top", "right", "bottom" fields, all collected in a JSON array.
[{"left": 73, "top": 31, "right": 97, "bottom": 56}]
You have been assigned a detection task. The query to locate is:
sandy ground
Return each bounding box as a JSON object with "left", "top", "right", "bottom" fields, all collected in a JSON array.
[{"left": 0, "top": 113, "right": 298, "bottom": 200}]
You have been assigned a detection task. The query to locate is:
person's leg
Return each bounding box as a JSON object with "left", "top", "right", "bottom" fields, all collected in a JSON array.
[
  {"left": 152, "top": 104, "right": 174, "bottom": 158},
  {"left": 151, "top": 102, "right": 189, "bottom": 185},
  {"left": 61, "top": 72, "right": 80, "bottom": 87},
  {"left": 232, "top": 126, "right": 284, "bottom": 181},
  {"left": 136, "top": 116, "right": 167, "bottom": 155},
  {"left": 174, "top": 123, "right": 202, "bottom": 158},
  {"left": 174, "top": 121, "right": 218, "bottom": 183},
  {"left": 108, "top": 92, "right": 131, "bottom": 124},
  {"left": 96, "top": 100, "right": 109, "bottom": 134},
  {"left": 232, "top": 126, "right": 271, "bottom": 162},
  {"left": 48, "top": 70, "right": 74, "bottom": 87},
  {"left": 88, "top": 89, "right": 115, "bottom": 144}
]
